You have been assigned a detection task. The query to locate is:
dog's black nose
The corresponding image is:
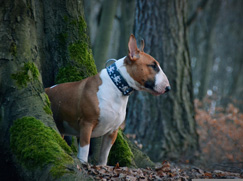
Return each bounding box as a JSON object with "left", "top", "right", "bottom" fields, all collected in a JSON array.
[{"left": 165, "top": 86, "right": 171, "bottom": 93}]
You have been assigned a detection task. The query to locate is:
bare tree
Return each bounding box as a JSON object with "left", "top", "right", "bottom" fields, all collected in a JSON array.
[{"left": 125, "top": 0, "right": 199, "bottom": 161}]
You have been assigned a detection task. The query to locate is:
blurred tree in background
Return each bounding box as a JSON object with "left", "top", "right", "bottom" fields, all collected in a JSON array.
[
  {"left": 83, "top": 0, "right": 136, "bottom": 71},
  {"left": 188, "top": 0, "right": 243, "bottom": 109},
  {"left": 188, "top": 0, "right": 243, "bottom": 170}
]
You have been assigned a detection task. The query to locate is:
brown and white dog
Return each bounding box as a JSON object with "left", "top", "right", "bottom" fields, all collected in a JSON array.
[{"left": 45, "top": 35, "right": 170, "bottom": 165}]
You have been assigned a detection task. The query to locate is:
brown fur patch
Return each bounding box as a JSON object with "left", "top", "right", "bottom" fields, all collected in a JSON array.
[
  {"left": 109, "top": 129, "right": 118, "bottom": 145},
  {"left": 45, "top": 74, "right": 102, "bottom": 144}
]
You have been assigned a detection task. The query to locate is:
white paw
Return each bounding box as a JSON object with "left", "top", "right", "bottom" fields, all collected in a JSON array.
[{"left": 78, "top": 157, "right": 88, "bottom": 164}]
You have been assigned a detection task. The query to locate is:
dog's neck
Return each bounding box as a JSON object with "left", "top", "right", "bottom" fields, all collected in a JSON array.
[
  {"left": 113, "top": 56, "right": 140, "bottom": 91},
  {"left": 98, "top": 56, "right": 141, "bottom": 100},
  {"left": 106, "top": 58, "right": 134, "bottom": 96}
]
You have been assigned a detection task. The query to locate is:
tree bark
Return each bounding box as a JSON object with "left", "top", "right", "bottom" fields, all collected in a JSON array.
[
  {"left": 125, "top": 0, "right": 199, "bottom": 161},
  {"left": 84, "top": 0, "right": 136, "bottom": 68},
  {"left": 93, "top": 0, "right": 118, "bottom": 71},
  {"left": 117, "top": 0, "right": 136, "bottom": 58},
  {"left": 0, "top": 0, "right": 92, "bottom": 180}
]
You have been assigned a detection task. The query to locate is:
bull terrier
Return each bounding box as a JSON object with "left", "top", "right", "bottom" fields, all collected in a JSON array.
[{"left": 45, "top": 34, "right": 170, "bottom": 166}]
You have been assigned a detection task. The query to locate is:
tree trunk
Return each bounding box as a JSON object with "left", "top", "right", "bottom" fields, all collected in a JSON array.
[
  {"left": 117, "top": 0, "right": 136, "bottom": 58},
  {"left": 0, "top": 0, "right": 92, "bottom": 180},
  {"left": 125, "top": 0, "right": 199, "bottom": 161},
  {"left": 84, "top": 0, "right": 136, "bottom": 71},
  {"left": 93, "top": 0, "right": 118, "bottom": 71}
]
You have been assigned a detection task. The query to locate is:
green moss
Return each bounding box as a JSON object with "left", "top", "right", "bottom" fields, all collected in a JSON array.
[
  {"left": 108, "top": 130, "right": 134, "bottom": 167},
  {"left": 43, "top": 105, "right": 52, "bottom": 115},
  {"left": 70, "top": 137, "right": 78, "bottom": 154},
  {"left": 56, "top": 16, "right": 97, "bottom": 84},
  {"left": 56, "top": 65, "right": 84, "bottom": 84},
  {"left": 43, "top": 93, "right": 52, "bottom": 115},
  {"left": 10, "top": 117, "right": 74, "bottom": 178},
  {"left": 10, "top": 42, "right": 17, "bottom": 57},
  {"left": 11, "top": 62, "right": 39, "bottom": 88},
  {"left": 124, "top": 134, "right": 155, "bottom": 168}
]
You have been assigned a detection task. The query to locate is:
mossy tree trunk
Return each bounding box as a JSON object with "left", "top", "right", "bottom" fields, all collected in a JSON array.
[
  {"left": 0, "top": 0, "right": 92, "bottom": 180},
  {"left": 125, "top": 0, "right": 199, "bottom": 162},
  {"left": 0, "top": 1, "right": 153, "bottom": 180}
]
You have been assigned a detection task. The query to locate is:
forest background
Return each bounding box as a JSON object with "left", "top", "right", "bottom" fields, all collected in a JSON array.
[
  {"left": 0, "top": 0, "right": 242, "bottom": 180},
  {"left": 84, "top": 0, "right": 243, "bottom": 168},
  {"left": 84, "top": 0, "right": 243, "bottom": 171}
]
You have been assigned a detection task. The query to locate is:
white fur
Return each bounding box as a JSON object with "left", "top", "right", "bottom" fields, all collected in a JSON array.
[
  {"left": 154, "top": 66, "right": 168, "bottom": 93},
  {"left": 50, "top": 85, "right": 57, "bottom": 89},
  {"left": 77, "top": 144, "right": 89, "bottom": 163},
  {"left": 116, "top": 57, "right": 141, "bottom": 90},
  {"left": 92, "top": 57, "right": 130, "bottom": 138}
]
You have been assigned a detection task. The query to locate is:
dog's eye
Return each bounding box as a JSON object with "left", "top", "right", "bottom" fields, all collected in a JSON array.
[{"left": 148, "top": 62, "right": 159, "bottom": 72}]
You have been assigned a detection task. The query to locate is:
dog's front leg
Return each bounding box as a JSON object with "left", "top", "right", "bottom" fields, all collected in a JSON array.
[
  {"left": 98, "top": 129, "right": 118, "bottom": 166},
  {"left": 77, "top": 122, "right": 93, "bottom": 163}
]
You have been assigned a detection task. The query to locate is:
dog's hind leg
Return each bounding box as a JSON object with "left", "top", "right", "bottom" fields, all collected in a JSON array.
[{"left": 98, "top": 129, "right": 118, "bottom": 166}]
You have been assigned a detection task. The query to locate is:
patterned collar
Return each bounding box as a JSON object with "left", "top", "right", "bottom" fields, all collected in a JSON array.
[{"left": 106, "top": 63, "right": 134, "bottom": 96}]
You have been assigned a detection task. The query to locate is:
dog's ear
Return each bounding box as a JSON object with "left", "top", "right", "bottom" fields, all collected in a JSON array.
[
  {"left": 140, "top": 39, "right": 144, "bottom": 52},
  {"left": 128, "top": 34, "right": 140, "bottom": 61}
]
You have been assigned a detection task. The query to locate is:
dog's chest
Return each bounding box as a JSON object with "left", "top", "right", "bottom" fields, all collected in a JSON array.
[{"left": 91, "top": 70, "right": 129, "bottom": 138}]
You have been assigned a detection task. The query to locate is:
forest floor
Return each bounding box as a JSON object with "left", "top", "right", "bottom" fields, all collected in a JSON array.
[
  {"left": 77, "top": 98, "right": 243, "bottom": 180},
  {"left": 78, "top": 161, "right": 243, "bottom": 180}
]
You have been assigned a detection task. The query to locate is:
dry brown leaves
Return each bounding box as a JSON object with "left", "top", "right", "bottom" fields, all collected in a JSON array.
[
  {"left": 77, "top": 161, "right": 243, "bottom": 180},
  {"left": 195, "top": 98, "right": 243, "bottom": 164}
]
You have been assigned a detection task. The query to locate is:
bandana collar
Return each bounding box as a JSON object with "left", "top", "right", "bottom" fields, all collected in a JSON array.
[{"left": 106, "top": 63, "right": 134, "bottom": 96}]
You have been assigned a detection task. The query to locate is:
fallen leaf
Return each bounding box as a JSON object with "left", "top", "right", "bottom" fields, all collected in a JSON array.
[
  {"left": 193, "top": 167, "right": 204, "bottom": 175},
  {"left": 77, "top": 164, "right": 82, "bottom": 171},
  {"left": 126, "top": 175, "right": 137, "bottom": 181},
  {"left": 114, "top": 162, "right": 120, "bottom": 169},
  {"left": 157, "top": 170, "right": 167, "bottom": 177},
  {"left": 118, "top": 173, "right": 126, "bottom": 178},
  {"left": 204, "top": 172, "right": 213, "bottom": 178}
]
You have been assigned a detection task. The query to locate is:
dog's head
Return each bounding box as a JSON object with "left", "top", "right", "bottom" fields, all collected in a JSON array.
[{"left": 124, "top": 34, "right": 170, "bottom": 95}]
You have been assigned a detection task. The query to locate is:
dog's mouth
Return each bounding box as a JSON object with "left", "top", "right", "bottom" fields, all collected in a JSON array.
[
  {"left": 151, "top": 91, "right": 164, "bottom": 96},
  {"left": 142, "top": 87, "right": 165, "bottom": 96},
  {"left": 151, "top": 89, "right": 166, "bottom": 96}
]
